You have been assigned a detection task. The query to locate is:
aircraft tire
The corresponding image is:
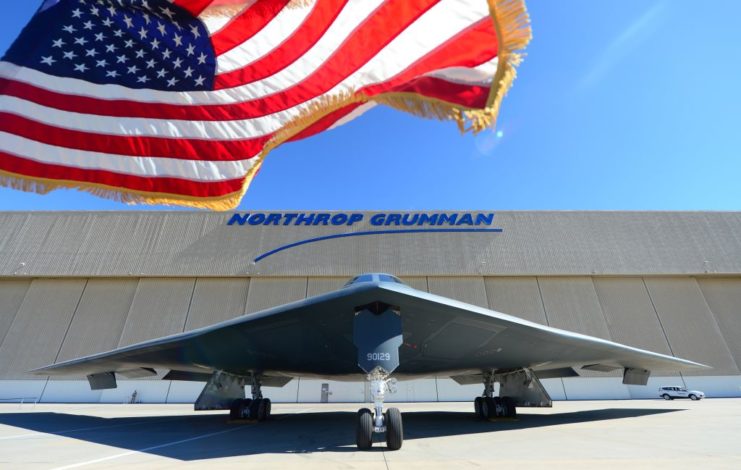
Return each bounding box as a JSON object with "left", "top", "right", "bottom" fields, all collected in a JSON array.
[
  {"left": 474, "top": 397, "right": 484, "bottom": 419},
  {"left": 385, "top": 407, "right": 403, "bottom": 450},
  {"left": 502, "top": 396, "right": 517, "bottom": 417},
  {"left": 482, "top": 397, "right": 494, "bottom": 419},
  {"left": 356, "top": 408, "right": 374, "bottom": 450},
  {"left": 229, "top": 399, "right": 244, "bottom": 420},
  {"left": 492, "top": 397, "right": 505, "bottom": 417},
  {"left": 264, "top": 398, "right": 272, "bottom": 418}
]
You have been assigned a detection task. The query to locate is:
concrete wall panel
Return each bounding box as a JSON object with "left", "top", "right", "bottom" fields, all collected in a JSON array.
[
  {"left": 183, "top": 278, "right": 249, "bottom": 331},
  {"left": 0, "top": 279, "right": 86, "bottom": 379},
  {"left": 99, "top": 380, "right": 170, "bottom": 404},
  {"left": 117, "top": 279, "right": 195, "bottom": 347},
  {"left": 538, "top": 277, "right": 616, "bottom": 377},
  {"left": 56, "top": 279, "right": 139, "bottom": 363},
  {"left": 484, "top": 276, "right": 547, "bottom": 324},
  {"left": 398, "top": 276, "right": 428, "bottom": 292},
  {"left": 0, "top": 279, "right": 31, "bottom": 348},
  {"left": 561, "top": 377, "right": 630, "bottom": 400},
  {"left": 645, "top": 278, "right": 739, "bottom": 376},
  {"left": 697, "top": 278, "right": 741, "bottom": 367},
  {"left": 427, "top": 277, "right": 488, "bottom": 308},
  {"left": 244, "top": 278, "right": 307, "bottom": 314},
  {"left": 306, "top": 277, "right": 347, "bottom": 297},
  {"left": 40, "top": 380, "right": 104, "bottom": 403},
  {"left": 592, "top": 278, "right": 674, "bottom": 355},
  {"left": 537, "top": 277, "right": 611, "bottom": 339}
]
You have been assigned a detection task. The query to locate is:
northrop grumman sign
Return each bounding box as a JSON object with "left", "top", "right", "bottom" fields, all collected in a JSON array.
[
  {"left": 227, "top": 212, "right": 497, "bottom": 227},
  {"left": 227, "top": 212, "right": 503, "bottom": 262}
]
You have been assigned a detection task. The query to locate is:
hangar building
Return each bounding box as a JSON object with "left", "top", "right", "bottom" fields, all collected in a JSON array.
[{"left": 0, "top": 211, "right": 740, "bottom": 404}]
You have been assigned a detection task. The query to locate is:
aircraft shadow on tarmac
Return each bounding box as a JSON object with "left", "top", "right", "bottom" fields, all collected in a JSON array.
[{"left": 0, "top": 408, "right": 681, "bottom": 459}]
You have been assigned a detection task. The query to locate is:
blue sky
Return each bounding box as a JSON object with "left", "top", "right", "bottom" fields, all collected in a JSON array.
[{"left": 0, "top": 0, "right": 739, "bottom": 211}]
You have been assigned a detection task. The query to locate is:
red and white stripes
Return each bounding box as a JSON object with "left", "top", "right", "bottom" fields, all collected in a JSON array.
[{"left": 0, "top": 0, "right": 530, "bottom": 209}]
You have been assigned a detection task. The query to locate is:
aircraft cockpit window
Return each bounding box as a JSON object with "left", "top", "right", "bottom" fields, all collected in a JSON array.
[{"left": 379, "top": 275, "right": 402, "bottom": 284}]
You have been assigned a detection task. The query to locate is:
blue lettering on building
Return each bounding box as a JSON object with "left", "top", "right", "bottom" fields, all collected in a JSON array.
[{"left": 227, "top": 212, "right": 496, "bottom": 228}]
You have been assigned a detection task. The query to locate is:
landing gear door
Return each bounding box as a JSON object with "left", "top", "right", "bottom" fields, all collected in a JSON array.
[{"left": 353, "top": 306, "right": 403, "bottom": 375}]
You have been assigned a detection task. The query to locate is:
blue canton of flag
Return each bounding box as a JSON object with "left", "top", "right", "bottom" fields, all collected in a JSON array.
[{"left": 3, "top": 0, "right": 216, "bottom": 91}]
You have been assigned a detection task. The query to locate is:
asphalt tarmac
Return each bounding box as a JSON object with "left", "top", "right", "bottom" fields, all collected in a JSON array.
[{"left": 0, "top": 399, "right": 739, "bottom": 469}]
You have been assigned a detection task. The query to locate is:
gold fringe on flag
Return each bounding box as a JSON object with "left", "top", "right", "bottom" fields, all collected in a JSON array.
[{"left": 0, "top": 0, "right": 531, "bottom": 211}]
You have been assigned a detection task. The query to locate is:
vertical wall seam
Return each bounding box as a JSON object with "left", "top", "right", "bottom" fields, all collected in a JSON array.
[
  {"left": 535, "top": 277, "right": 551, "bottom": 325},
  {"left": 117, "top": 278, "right": 142, "bottom": 348},
  {"left": 587, "top": 276, "right": 613, "bottom": 341},
  {"left": 694, "top": 277, "right": 740, "bottom": 372},
  {"left": 179, "top": 278, "right": 199, "bottom": 333},
  {"left": 642, "top": 277, "right": 687, "bottom": 387},
  {"left": 41, "top": 278, "right": 89, "bottom": 401},
  {"left": 0, "top": 279, "right": 32, "bottom": 352}
]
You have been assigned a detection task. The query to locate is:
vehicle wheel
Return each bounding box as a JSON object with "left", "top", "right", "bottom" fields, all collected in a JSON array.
[
  {"left": 689, "top": 394, "right": 699, "bottom": 400},
  {"left": 385, "top": 407, "right": 403, "bottom": 450},
  {"left": 662, "top": 394, "right": 672, "bottom": 400},
  {"left": 356, "top": 408, "right": 374, "bottom": 450},
  {"left": 256, "top": 398, "right": 269, "bottom": 421},
  {"left": 502, "top": 396, "right": 517, "bottom": 418},
  {"left": 474, "top": 397, "right": 484, "bottom": 419},
  {"left": 492, "top": 397, "right": 505, "bottom": 417}
]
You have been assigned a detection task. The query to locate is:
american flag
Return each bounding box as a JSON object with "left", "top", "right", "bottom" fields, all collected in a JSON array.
[{"left": 0, "top": 0, "right": 530, "bottom": 210}]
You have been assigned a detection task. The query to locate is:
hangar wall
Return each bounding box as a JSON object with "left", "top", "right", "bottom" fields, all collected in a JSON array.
[{"left": 1, "top": 211, "right": 740, "bottom": 403}]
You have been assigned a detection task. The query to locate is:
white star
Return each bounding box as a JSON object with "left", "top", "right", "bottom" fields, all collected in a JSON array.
[
  {"left": 143, "top": 13, "right": 151, "bottom": 25},
  {"left": 102, "top": 18, "right": 113, "bottom": 27},
  {"left": 52, "top": 38, "right": 65, "bottom": 48},
  {"left": 156, "top": 68, "right": 167, "bottom": 78},
  {"left": 113, "top": 29, "right": 124, "bottom": 38},
  {"left": 157, "top": 23, "right": 167, "bottom": 36},
  {"left": 40, "top": 55, "right": 56, "bottom": 66},
  {"left": 183, "top": 66, "right": 194, "bottom": 78},
  {"left": 138, "top": 27, "right": 148, "bottom": 40},
  {"left": 106, "top": 70, "right": 119, "bottom": 78},
  {"left": 137, "top": 75, "right": 149, "bottom": 83},
  {"left": 107, "top": 6, "right": 116, "bottom": 17},
  {"left": 190, "top": 24, "right": 200, "bottom": 38},
  {"left": 63, "top": 25, "right": 76, "bottom": 34},
  {"left": 194, "top": 75, "right": 205, "bottom": 86},
  {"left": 162, "top": 49, "right": 172, "bottom": 59},
  {"left": 63, "top": 50, "right": 77, "bottom": 60},
  {"left": 135, "top": 49, "right": 146, "bottom": 59},
  {"left": 90, "top": 6, "right": 100, "bottom": 16},
  {"left": 83, "top": 20, "right": 94, "bottom": 30},
  {"left": 185, "top": 43, "right": 195, "bottom": 56},
  {"left": 145, "top": 58, "right": 156, "bottom": 69},
  {"left": 151, "top": 38, "right": 160, "bottom": 49},
  {"left": 166, "top": 77, "right": 179, "bottom": 87},
  {"left": 172, "top": 57, "right": 183, "bottom": 69},
  {"left": 124, "top": 39, "right": 134, "bottom": 48},
  {"left": 116, "top": 54, "right": 128, "bottom": 64},
  {"left": 94, "top": 32, "right": 105, "bottom": 42},
  {"left": 127, "top": 65, "right": 139, "bottom": 74},
  {"left": 74, "top": 37, "right": 88, "bottom": 46},
  {"left": 74, "top": 63, "right": 89, "bottom": 72},
  {"left": 173, "top": 33, "right": 183, "bottom": 47},
  {"left": 71, "top": 8, "right": 83, "bottom": 18},
  {"left": 123, "top": 15, "right": 134, "bottom": 29},
  {"left": 85, "top": 48, "right": 97, "bottom": 57},
  {"left": 160, "top": 7, "right": 175, "bottom": 19},
  {"left": 96, "top": 59, "right": 108, "bottom": 67},
  {"left": 105, "top": 44, "right": 117, "bottom": 53},
  {"left": 197, "top": 52, "right": 207, "bottom": 65}
]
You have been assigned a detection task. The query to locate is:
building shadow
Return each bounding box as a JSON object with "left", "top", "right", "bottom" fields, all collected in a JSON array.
[{"left": 0, "top": 407, "right": 681, "bottom": 460}]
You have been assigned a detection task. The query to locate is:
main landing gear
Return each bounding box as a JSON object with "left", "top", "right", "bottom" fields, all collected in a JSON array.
[
  {"left": 474, "top": 371, "right": 517, "bottom": 419},
  {"left": 229, "top": 375, "right": 272, "bottom": 422},
  {"left": 356, "top": 369, "right": 403, "bottom": 450}
]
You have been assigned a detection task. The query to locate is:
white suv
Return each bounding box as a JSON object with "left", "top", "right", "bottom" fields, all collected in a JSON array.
[{"left": 659, "top": 386, "right": 705, "bottom": 400}]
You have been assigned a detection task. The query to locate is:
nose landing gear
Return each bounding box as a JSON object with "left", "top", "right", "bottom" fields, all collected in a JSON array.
[{"left": 356, "top": 369, "right": 403, "bottom": 450}]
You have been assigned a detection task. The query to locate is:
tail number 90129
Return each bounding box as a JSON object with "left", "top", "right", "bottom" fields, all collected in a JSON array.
[{"left": 367, "top": 352, "right": 391, "bottom": 361}]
